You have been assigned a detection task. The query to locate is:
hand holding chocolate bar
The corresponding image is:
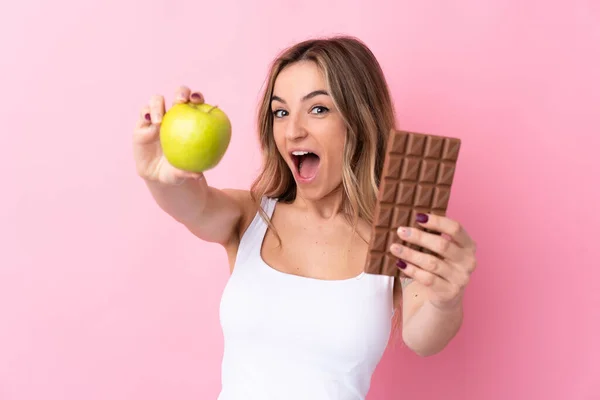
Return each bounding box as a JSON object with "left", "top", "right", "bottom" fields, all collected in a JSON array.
[
  {"left": 365, "top": 130, "right": 477, "bottom": 308},
  {"left": 391, "top": 212, "right": 477, "bottom": 309}
]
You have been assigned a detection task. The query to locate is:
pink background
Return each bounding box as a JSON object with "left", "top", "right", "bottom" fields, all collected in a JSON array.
[{"left": 1, "top": 1, "right": 598, "bottom": 399}]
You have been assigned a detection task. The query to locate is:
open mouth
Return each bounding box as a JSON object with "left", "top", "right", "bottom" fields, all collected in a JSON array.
[{"left": 291, "top": 150, "right": 320, "bottom": 181}]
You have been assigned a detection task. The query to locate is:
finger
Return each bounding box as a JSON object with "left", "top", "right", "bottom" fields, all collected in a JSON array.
[
  {"left": 396, "top": 226, "right": 463, "bottom": 261},
  {"left": 395, "top": 259, "right": 454, "bottom": 291},
  {"left": 172, "top": 169, "right": 204, "bottom": 181},
  {"left": 159, "top": 157, "right": 204, "bottom": 182},
  {"left": 149, "top": 94, "right": 165, "bottom": 124},
  {"left": 136, "top": 105, "right": 152, "bottom": 128},
  {"left": 189, "top": 91, "right": 204, "bottom": 104},
  {"left": 173, "top": 86, "right": 191, "bottom": 104},
  {"left": 390, "top": 243, "right": 457, "bottom": 282},
  {"left": 413, "top": 213, "right": 474, "bottom": 249},
  {"left": 133, "top": 106, "right": 159, "bottom": 144},
  {"left": 133, "top": 124, "right": 159, "bottom": 145}
]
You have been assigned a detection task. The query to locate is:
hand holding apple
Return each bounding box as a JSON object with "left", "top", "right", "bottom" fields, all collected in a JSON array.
[
  {"left": 132, "top": 86, "right": 232, "bottom": 185},
  {"left": 160, "top": 101, "right": 231, "bottom": 173}
]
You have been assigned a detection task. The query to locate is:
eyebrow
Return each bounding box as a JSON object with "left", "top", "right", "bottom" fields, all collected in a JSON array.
[{"left": 271, "top": 90, "right": 329, "bottom": 105}]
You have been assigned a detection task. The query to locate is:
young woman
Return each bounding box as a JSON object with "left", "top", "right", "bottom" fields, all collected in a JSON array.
[{"left": 133, "top": 35, "right": 477, "bottom": 400}]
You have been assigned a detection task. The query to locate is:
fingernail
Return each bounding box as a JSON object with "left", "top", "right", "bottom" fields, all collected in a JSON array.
[
  {"left": 396, "top": 260, "right": 407, "bottom": 269},
  {"left": 416, "top": 213, "right": 429, "bottom": 223},
  {"left": 144, "top": 113, "right": 151, "bottom": 121},
  {"left": 397, "top": 227, "right": 410, "bottom": 237},
  {"left": 191, "top": 93, "right": 201, "bottom": 100}
]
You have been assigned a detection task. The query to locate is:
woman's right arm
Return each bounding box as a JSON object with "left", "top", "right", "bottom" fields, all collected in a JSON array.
[{"left": 134, "top": 86, "right": 248, "bottom": 247}]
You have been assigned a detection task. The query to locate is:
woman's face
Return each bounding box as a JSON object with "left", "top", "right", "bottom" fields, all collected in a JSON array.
[{"left": 271, "top": 61, "right": 347, "bottom": 201}]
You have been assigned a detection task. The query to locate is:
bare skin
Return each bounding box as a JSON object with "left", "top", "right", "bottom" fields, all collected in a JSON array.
[
  {"left": 133, "top": 61, "right": 477, "bottom": 357},
  {"left": 133, "top": 62, "right": 370, "bottom": 283},
  {"left": 254, "top": 61, "right": 369, "bottom": 282},
  {"left": 259, "top": 198, "right": 371, "bottom": 281}
]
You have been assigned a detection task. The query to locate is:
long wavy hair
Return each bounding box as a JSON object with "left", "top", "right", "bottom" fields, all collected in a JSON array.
[{"left": 250, "top": 35, "right": 403, "bottom": 331}]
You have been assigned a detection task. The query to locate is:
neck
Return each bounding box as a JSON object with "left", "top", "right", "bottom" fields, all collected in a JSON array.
[{"left": 293, "top": 185, "right": 345, "bottom": 221}]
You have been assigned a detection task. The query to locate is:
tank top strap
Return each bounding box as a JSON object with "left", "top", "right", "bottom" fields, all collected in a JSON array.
[
  {"left": 262, "top": 196, "right": 278, "bottom": 219},
  {"left": 235, "top": 196, "right": 277, "bottom": 264}
]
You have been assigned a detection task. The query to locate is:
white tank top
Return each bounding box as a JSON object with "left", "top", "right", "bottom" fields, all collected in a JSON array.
[{"left": 218, "top": 197, "right": 395, "bottom": 400}]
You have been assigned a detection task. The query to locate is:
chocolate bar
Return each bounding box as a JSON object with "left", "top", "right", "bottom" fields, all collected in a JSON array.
[{"left": 364, "top": 130, "right": 461, "bottom": 277}]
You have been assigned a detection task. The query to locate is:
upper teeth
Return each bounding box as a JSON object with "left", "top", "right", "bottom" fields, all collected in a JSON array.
[{"left": 292, "top": 151, "right": 310, "bottom": 156}]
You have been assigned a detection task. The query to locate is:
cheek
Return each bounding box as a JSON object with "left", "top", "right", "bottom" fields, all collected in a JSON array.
[
  {"left": 272, "top": 125, "right": 286, "bottom": 152},
  {"left": 329, "top": 146, "right": 345, "bottom": 175},
  {"left": 325, "top": 127, "right": 347, "bottom": 171}
]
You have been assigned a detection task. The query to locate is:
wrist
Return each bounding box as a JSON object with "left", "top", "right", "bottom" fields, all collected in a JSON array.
[{"left": 428, "top": 292, "right": 464, "bottom": 313}]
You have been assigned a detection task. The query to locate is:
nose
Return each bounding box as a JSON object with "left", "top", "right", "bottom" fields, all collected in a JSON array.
[{"left": 284, "top": 113, "right": 308, "bottom": 141}]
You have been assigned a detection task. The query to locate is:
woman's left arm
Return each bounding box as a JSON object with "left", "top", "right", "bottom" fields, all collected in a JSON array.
[{"left": 390, "top": 213, "right": 478, "bottom": 357}]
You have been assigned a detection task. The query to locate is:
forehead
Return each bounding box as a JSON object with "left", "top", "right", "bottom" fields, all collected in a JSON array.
[{"left": 273, "top": 60, "right": 326, "bottom": 95}]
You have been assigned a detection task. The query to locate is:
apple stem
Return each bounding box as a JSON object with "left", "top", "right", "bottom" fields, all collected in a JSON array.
[{"left": 208, "top": 105, "right": 219, "bottom": 113}]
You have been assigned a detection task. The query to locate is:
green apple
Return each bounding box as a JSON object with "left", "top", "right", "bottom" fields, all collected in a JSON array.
[{"left": 159, "top": 102, "right": 232, "bottom": 173}]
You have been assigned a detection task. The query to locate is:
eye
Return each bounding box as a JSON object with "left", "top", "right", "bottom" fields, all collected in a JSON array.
[
  {"left": 272, "top": 109, "right": 288, "bottom": 118},
  {"left": 310, "top": 106, "right": 329, "bottom": 115}
]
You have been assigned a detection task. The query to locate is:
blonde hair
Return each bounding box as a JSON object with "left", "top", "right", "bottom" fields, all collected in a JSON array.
[{"left": 250, "top": 35, "right": 404, "bottom": 332}]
